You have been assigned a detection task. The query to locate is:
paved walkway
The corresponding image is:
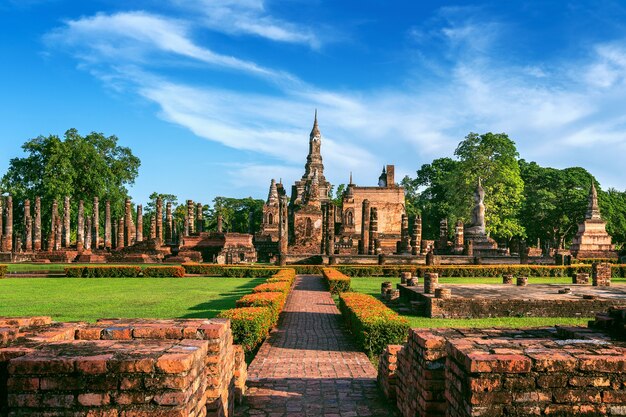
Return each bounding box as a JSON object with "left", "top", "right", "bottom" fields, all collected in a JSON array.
[{"left": 235, "top": 275, "right": 398, "bottom": 417}]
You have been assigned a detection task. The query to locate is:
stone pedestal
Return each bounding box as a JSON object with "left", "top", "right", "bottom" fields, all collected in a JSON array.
[{"left": 592, "top": 263, "right": 611, "bottom": 287}]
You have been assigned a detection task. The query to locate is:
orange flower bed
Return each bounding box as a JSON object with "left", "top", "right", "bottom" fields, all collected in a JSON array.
[
  {"left": 322, "top": 268, "right": 351, "bottom": 294},
  {"left": 252, "top": 281, "right": 291, "bottom": 294},
  {"left": 339, "top": 292, "right": 409, "bottom": 357}
]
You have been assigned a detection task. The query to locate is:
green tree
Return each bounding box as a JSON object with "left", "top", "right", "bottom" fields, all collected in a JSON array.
[
  {"left": 451, "top": 132, "right": 525, "bottom": 241},
  {"left": 518, "top": 161, "right": 592, "bottom": 250},
  {"left": 329, "top": 184, "right": 346, "bottom": 206},
  {"left": 1, "top": 129, "right": 140, "bottom": 239},
  {"left": 142, "top": 192, "right": 178, "bottom": 233},
  {"left": 206, "top": 197, "right": 264, "bottom": 233}
]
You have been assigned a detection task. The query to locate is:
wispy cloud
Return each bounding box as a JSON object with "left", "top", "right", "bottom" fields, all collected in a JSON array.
[
  {"left": 44, "top": 5, "right": 626, "bottom": 193},
  {"left": 174, "top": 0, "right": 321, "bottom": 49}
]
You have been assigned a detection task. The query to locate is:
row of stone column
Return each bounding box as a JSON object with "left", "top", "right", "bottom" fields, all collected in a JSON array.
[
  {"left": 1, "top": 195, "right": 186, "bottom": 252},
  {"left": 183, "top": 200, "right": 204, "bottom": 237}
]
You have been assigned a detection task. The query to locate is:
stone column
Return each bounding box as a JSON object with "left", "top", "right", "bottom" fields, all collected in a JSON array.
[
  {"left": 184, "top": 215, "right": 189, "bottom": 237},
  {"left": 150, "top": 215, "right": 157, "bottom": 239},
  {"left": 413, "top": 215, "right": 422, "bottom": 255},
  {"left": 117, "top": 218, "right": 125, "bottom": 249},
  {"left": 63, "top": 196, "right": 70, "bottom": 248},
  {"left": 278, "top": 196, "right": 288, "bottom": 255},
  {"left": 6, "top": 196, "right": 13, "bottom": 252},
  {"left": 136, "top": 204, "right": 143, "bottom": 243},
  {"left": 187, "top": 200, "right": 195, "bottom": 235},
  {"left": 196, "top": 203, "right": 203, "bottom": 233},
  {"left": 24, "top": 199, "right": 32, "bottom": 251},
  {"left": 439, "top": 218, "right": 448, "bottom": 251},
  {"left": 51, "top": 199, "right": 59, "bottom": 251},
  {"left": 165, "top": 202, "right": 173, "bottom": 243},
  {"left": 85, "top": 217, "right": 92, "bottom": 251},
  {"left": 0, "top": 197, "right": 3, "bottom": 249},
  {"left": 34, "top": 197, "right": 41, "bottom": 251},
  {"left": 77, "top": 200, "right": 85, "bottom": 251},
  {"left": 104, "top": 201, "right": 112, "bottom": 250},
  {"left": 400, "top": 214, "right": 410, "bottom": 254},
  {"left": 368, "top": 207, "right": 378, "bottom": 255},
  {"left": 156, "top": 197, "right": 163, "bottom": 242},
  {"left": 326, "top": 204, "right": 335, "bottom": 256},
  {"left": 361, "top": 199, "right": 370, "bottom": 255},
  {"left": 124, "top": 199, "right": 132, "bottom": 247},
  {"left": 54, "top": 216, "right": 62, "bottom": 251},
  {"left": 93, "top": 197, "right": 100, "bottom": 249},
  {"left": 455, "top": 220, "right": 464, "bottom": 248},
  {"left": 217, "top": 214, "right": 223, "bottom": 233}
]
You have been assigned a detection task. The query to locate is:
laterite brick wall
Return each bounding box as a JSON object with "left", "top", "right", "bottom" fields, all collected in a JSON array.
[{"left": 0, "top": 317, "right": 244, "bottom": 417}]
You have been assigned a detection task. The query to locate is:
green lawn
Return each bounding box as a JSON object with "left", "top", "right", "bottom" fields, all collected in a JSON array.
[
  {"left": 0, "top": 277, "right": 264, "bottom": 322},
  {"left": 349, "top": 277, "right": 597, "bottom": 329}
]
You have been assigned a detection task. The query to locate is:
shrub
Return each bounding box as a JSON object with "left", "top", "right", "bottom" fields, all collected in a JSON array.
[
  {"left": 218, "top": 307, "right": 274, "bottom": 352},
  {"left": 143, "top": 266, "right": 185, "bottom": 277},
  {"left": 339, "top": 292, "right": 410, "bottom": 358},
  {"left": 236, "top": 292, "right": 286, "bottom": 324},
  {"left": 266, "top": 269, "right": 296, "bottom": 284},
  {"left": 181, "top": 263, "right": 289, "bottom": 278},
  {"left": 322, "top": 268, "right": 351, "bottom": 294},
  {"left": 0, "top": 264, "right": 7, "bottom": 278},
  {"left": 252, "top": 281, "right": 291, "bottom": 294},
  {"left": 181, "top": 263, "right": 223, "bottom": 276},
  {"left": 65, "top": 266, "right": 142, "bottom": 278}
]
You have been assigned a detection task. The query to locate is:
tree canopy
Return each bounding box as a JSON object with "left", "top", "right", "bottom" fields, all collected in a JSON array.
[{"left": 1, "top": 129, "right": 140, "bottom": 236}]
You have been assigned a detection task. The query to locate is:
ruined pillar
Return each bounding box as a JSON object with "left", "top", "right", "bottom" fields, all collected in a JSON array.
[
  {"left": 24, "top": 199, "right": 32, "bottom": 251},
  {"left": 63, "top": 196, "right": 70, "bottom": 248},
  {"left": 93, "top": 197, "right": 100, "bottom": 249},
  {"left": 124, "top": 199, "right": 132, "bottom": 247},
  {"left": 117, "top": 218, "right": 125, "bottom": 249},
  {"left": 217, "top": 214, "right": 223, "bottom": 233},
  {"left": 368, "top": 207, "right": 378, "bottom": 255},
  {"left": 6, "top": 196, "right": 13, "bottom": 253},
  {"left": 77, "top": 200, "right": 85, "bottom": 251},
  {"left": 184, "top": 215, "right": 189, "bottom": 237},
  {"left": 0, "top": 197, "right": 3, "bottom": 250},
  {"left": 400, "top": 214, "right": 410, "bottom": 254},
  {"left": 51, "top": 199, "right": 59, "bottom": 251},
  {"left": 361, "top": 199, "right": 370, "bottom": 255},
  {"left": 412, "top": 215, "right": 422, "bottom": 255},
  {"left": 165, "top": 202, "right": 173, "bottom": 243},
  {"left": 186, "top": 200, "right": 195, "bottom": 235},
  {"left": 326, "top": 204, "right": 335, "bottom": 256},
  {"left": 156, "top": 197, "right": 163, "bottom": 242},
  {"left": 455, "top": 220, "right": 464, "bottom": 249},
  {"left": 136, "top": 204, "right": 143, "bottom": 243},
  {"left": 439, "top": 218, "right": 448, "bottom": 251},
  {"left": 196, "top": 203, "right": 203, "bottom": 233},
  {"left": 104, "top": 201, "right": 112, "bottom": 250},
  {"left": 150, "top": 215, "right": 157, "bottom": 240},
  {"left": 85, "top": 217, "right": 92, "bottom": 251},
  {"left": 34, "top": 197, "right": 41, "bottom": 251},
  {"left": 278, "top": 196, "right": 288, "bottom": 255},
  {"left": 54, "top": 216, "right": 62, "bottom": 251}
]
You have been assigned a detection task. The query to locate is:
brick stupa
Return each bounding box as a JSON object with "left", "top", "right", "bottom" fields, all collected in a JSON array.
[{"left": 570, "top": 182, "right": 618, "bottom": 259}]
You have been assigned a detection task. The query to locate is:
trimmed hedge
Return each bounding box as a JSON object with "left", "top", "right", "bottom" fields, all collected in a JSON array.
[
  {"left": 143, "top": 266, "right": 185, "bottom": 277},
  {"left": 223, "top": 268, "right": 296, "bottom": 353},
  {"left": 339, "top": 292, "right": 410, "bottom": 358},
  {"left": 218, "top": 306, "right": 274, "bottom": 352},
  {"left": 252, "top": 281, "right": 291, "bottom": 294},
  {"left": 330, "top": 264, "right": 626, "bottom": 278},
  {"left": 65, "top": 266, "right": 142, "bottom": 278},
  {"left": 322, "top": 268, "right": 351, "bottom": 294},
  {"left": 181, "top": 263, "right": 284, "bottom": 277},
  {"left": 236, "top": 292, "right": 286, "bottom": 323}
]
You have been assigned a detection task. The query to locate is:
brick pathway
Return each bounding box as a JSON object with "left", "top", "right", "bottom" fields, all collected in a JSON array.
[{"left": 235, "top": 275, "right": 398, "bottom": 417}]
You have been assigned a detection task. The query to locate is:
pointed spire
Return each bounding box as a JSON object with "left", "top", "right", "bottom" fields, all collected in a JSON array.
[
  {"left": 349, "top": 172, "right": 353, "bottom": 185},
  {"left": 586, "top": 180, "right": 602, "bottom": 220},
  {"left": 308, "top": 169, "right": 320, "bottom": 204},
  {"left": 267, "top": 179, "right": 279, "bottom": 205},
  {"left": 310, "top": 109, "right": 321, "bottom": 138}
]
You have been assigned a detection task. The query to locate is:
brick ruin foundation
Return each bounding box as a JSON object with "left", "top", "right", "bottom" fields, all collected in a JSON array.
[
  {"left": 0, "top": 317, "right": 246, "bottom": 417},
  {"left": 379, "top": 308, "right": 626, "bottom": 416}
]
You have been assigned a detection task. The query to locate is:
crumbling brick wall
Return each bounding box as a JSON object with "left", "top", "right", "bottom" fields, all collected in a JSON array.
[
  {"left": 381, "top": 321, "right": 626, "bottom": 417},
  {"left": 0, "top": 317, "right": 243, "bottom": 417}
]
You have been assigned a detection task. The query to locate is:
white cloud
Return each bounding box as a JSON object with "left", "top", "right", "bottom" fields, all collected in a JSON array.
[
  {"left": 173, "top": 0, "right": 320, "bottom": 48},
  {"left": 44, "top": 6, "right": 626, "bottom": 194}
]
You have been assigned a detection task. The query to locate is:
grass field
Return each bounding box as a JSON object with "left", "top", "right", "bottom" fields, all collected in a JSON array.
[
  {"left": 0, "top": 277, "right": 264, "bottom": 322},
  {"left": 349, "top": 277, "right": 598, "bottom": 329}
]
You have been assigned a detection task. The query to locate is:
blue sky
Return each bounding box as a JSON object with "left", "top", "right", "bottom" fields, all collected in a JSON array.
[{"left": 2, "top": 0, "right": 626, "bottom": 205}]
